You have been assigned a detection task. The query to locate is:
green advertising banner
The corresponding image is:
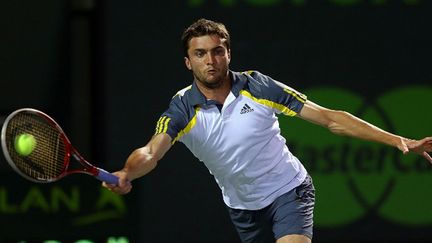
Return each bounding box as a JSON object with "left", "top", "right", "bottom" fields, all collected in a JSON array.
[
  {"left": 279, "top": 86, "right": 432, "bottom": 227},
  {"left": 0, "top": 173, "right": 139, "bottom": 242}
]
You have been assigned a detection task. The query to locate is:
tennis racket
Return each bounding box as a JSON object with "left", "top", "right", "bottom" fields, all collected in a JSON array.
[{"left": 1, "top": 108, "right": 118, "bottom": 184}]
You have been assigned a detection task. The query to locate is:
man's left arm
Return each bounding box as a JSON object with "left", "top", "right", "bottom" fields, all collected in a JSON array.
[{"left": 297, "top": 100, "right": 432, "bottom": 162}]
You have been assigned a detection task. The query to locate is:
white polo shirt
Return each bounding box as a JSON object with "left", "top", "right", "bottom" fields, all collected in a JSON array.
[{"left": 155, "top": 70, "right": 308, "bottom": 210}]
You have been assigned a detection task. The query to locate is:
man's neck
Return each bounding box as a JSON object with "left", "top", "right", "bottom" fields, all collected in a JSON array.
[{"left": 196, "top": 76, "right": 231, "bottom": 104}]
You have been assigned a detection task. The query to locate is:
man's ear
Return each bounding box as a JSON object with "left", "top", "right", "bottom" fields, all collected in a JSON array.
[{"left": 184, "top": 57, "right": 192, "bottom": 70}]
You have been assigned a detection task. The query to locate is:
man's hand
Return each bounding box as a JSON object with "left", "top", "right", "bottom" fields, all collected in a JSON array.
[
  {"left": 399, "top": 137, "right": 432, "bottom": 163},
  {"left": 102, "top": 170, "right": 132, "bottom": 195}
]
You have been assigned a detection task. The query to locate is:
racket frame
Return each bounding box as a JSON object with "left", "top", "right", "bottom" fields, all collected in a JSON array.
[{"left": 1, "top": 108, "right": 117, "bottom": 184}]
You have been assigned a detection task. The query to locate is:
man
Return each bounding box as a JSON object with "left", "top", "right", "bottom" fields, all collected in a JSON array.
[{"left": 104, "top": 18, "right": 432, "bottom": 243}]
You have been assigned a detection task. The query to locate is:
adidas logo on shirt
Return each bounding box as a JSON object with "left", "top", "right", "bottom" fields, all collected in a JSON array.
[{"left": 240, "top": 103, "right": 254, "bottom": 114}]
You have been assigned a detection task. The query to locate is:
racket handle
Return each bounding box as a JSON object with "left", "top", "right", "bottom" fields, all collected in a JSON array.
[{"left": 96, "top": 168, "right": 119, "bottom": 185}]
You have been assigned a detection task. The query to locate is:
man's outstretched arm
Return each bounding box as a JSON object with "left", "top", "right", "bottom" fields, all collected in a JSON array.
[
  {"left": 297, "top": 100, "right": 432, "bottom": 162},
  {"left": 103, "top": 133, "right": 173, "bottom": 194}
]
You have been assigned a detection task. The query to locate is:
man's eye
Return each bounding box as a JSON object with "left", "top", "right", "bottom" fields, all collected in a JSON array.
[
  {"left": 214, "top": 49, "right": 225, "bottom": 56},
  {"left": 196, "top": 51, "right": 205, "bottom": 57}
]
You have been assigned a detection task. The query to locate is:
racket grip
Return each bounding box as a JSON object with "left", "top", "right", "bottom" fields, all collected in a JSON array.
[{"left": 96, "top": 168, "right": 119, "bottom": 185}]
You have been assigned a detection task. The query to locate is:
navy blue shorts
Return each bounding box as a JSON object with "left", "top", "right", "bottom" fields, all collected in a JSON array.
[{"left": 227, "top": 174, "right": 315, "bottom": 243}]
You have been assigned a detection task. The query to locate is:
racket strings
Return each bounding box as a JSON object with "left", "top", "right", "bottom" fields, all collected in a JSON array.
[{"left": 5, "top": 113, "right": 67, "bottom": 181}]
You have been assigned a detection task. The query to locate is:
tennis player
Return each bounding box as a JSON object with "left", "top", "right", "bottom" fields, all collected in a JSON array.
[{"left": 104, "top": 18, "right": 432, "bottom": 243}]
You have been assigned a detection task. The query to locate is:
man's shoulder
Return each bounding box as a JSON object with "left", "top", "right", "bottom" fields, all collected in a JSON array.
[
  {"left": 169, "top": 84, "right": 198, "bottom": 106},
  {"left": 238, "top": 70, "right": 274, "bottom": 87},
  {"left": 173, "top": 85, "right": 193, "bottom": 98},
  {"left": 236, "top": 70, "right": 277, "bottom": 94},
  {"left": 239, "top": 70, "right": 266, "bottom": 80},
  {"left": 165, "top": 84, "right": 200, "bottom": 116}
]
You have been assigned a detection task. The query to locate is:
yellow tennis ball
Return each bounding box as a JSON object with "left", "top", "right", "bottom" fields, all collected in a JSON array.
[{"left": 14, "top": 133, "right": 37, "bottom": 156}]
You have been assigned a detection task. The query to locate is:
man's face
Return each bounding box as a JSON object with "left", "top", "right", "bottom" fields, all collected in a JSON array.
[{"left": 184, "top": 34, "right": 231, "bottom": 89}]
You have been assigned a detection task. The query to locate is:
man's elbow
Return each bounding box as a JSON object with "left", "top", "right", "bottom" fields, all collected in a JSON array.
[{"left": 326, "top": 110, "right": 351, "bottom": 136}]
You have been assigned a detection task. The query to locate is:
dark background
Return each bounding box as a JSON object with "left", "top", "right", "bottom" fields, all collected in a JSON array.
[{"left": 1, "top": 0, "right": 431, "bottom": 242}]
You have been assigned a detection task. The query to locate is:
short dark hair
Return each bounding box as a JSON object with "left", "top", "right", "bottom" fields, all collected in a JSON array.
[{"left": 181, "top": 18, "right": 231, "bottom": 57}]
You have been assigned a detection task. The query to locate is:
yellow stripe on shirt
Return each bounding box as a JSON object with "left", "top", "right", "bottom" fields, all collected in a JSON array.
[
  {"left": 283, "top": 88, "right": 307, "bottom": 103},
  {"left": 162, "top": 117, "right": 171, "bottom": 133},
  {"left": 240, "top": 90, "right": 298, "bottom": 116},
  {"left": 173, "top": 107, "right": 200, "bottom": 144},
  {"left": 155, "top": 116, "right": 166, "bottom": 135}
]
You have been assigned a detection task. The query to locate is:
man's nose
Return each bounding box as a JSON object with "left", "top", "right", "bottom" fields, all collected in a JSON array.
[{"left": 206, "top": 53, "right": 216, "bottom": 65}]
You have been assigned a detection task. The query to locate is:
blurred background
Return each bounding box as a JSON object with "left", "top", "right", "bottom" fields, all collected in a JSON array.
[{"left": 1, "top": 0, "right": 431, "bottom": 242}]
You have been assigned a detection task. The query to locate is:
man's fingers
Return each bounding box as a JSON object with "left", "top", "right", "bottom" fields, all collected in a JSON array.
[
  {"left": 102, "top": 181, "right": 115, "bottom": 189},
  {"left": 425, "top": 140, "right": 432, "bottom": 152},
  {"left": 118, "top": 177, "right": 131, "bottom": 187},
  {"left": 422, "top": 152, "right": 432, "bottom": 164},
  {"left": 102, "top": 177, "right": 132, "bottom": 195},
  {"left": 113, "top": 183, "right": 132, "bottom": 195},
  {"left": 401, "top": 140, "right": 409, "bottom": 154}
]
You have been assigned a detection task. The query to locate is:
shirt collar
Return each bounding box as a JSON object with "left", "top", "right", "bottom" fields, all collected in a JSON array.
[{"left": 188, "top": 70, "right": 248, "bottom": 106}]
